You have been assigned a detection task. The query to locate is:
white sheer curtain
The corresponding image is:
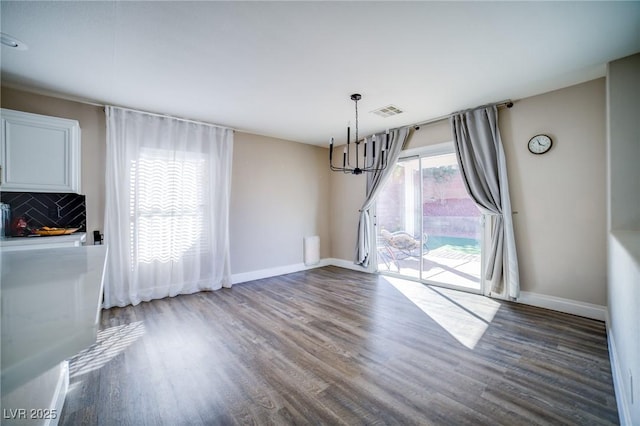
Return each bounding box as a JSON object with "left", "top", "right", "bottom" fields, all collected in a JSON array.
[{"left": 104, "top": 107, "right": 233, "bottom": 308}]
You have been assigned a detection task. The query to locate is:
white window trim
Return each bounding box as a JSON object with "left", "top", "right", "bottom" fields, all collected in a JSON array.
[{"left": 400, "top": 141, "right": 455, "bottom": 160}]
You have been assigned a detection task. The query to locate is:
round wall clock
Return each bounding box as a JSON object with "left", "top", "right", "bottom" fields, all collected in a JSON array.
[{"left": 528, "top": 134, "right": 553, "bottom": 155}]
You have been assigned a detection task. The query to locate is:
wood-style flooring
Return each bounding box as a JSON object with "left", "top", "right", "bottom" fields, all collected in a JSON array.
[{"left": 60, "top": 266, "right": 619, "bottom": 425}]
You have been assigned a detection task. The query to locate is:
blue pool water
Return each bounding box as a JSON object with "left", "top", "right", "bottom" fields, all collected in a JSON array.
[{"left": 427, "top": 235, "right": 480, "bottom": 251}]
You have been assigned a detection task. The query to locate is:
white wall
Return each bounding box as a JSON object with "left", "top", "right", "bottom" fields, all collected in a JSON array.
[
  {"left": 230, "top": 132, "right": 330, "bottom": 275},
  {"left": 405, "top": 119, "right": 452, "bottom": 150},
  {"left": 0, "top": 88, "right": 332, "bottom": 279},
  {"left": 606, "top": 52, "right": 640, "bottom": 426},
  {"left": 500, "top": 79, "right": 607, "bottom": 306},
  {"left": 608, "top": 233, "right": 639, "bottom": 425},
  {"left": 608, "top": 55, "right": 640, "bottom": 231},
  {"left": 328, "top": 167, "right": 365, "bottom": 263},
  {"left": 329, "top": 80, "right": 608, "bottom": 307}
]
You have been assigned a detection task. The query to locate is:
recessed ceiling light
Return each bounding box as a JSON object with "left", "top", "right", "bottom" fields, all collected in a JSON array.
[{"left": 1, "top": 33, "right": 28, "bottom": 51}]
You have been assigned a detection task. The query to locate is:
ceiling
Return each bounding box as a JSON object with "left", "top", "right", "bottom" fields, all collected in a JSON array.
[{"left": 1, "top": 1, "right": 639, "bottom": 146}]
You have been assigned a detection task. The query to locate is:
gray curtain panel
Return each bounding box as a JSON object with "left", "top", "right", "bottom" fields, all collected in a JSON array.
[
  {"left": 450, "top": 105, "right": 519, "bottom": 299},
  {"left": 355, "top": 127, "right": 413, "bottom": 267}
]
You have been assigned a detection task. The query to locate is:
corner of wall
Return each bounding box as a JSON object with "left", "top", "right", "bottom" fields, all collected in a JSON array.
[{"left": 605, "top": 306, "right": 633, "bottom": 426}]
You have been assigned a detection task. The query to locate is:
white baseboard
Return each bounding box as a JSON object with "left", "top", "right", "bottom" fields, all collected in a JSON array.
[
  {"left": 324, "top": 258, "right": 371, "bottom": 273},
  {"left": 231, "top": 259, "right": 331, "bottom": 284},
  {"left": 606, "top": 313, "right": 633, "bottom": 426},
  {"left": 517, "top": 291, "right": 607, "bottom": 321},
  {"left": 230, "top": 258, "right": 372, "bottom": 285},
  {"left": 46, "top": 361, "right": 69, "bottom": 426}
]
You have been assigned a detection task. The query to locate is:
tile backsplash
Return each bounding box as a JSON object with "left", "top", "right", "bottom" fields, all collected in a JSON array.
[{"left": 0, "top": 192, "right": 86, "bottom": 233}]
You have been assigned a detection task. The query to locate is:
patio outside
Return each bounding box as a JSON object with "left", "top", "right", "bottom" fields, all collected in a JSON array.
[{"left": 376, "top": 153, "right": 482, "bottom": 291}]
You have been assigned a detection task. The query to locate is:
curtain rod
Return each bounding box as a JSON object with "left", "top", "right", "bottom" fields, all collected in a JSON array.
[
  {"left": 412, "top": 99, "right": 515, "bottom": 130},
  {"left": 107, "top": 105, "right": 236, "bottom": 131},
  {"left": 2, "top": 82, "right": 236, "bottom": 131}
]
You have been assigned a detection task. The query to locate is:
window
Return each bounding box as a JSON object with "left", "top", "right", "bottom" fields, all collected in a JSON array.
[
  {"left": 104, "top": 105, "right": 233, "bottom": 308},
  {"left": 376, "top": 143, "right": 483, "bottom": 293},
  {"left": 129, "top": 148, "right": 208, "bottom": 264}
]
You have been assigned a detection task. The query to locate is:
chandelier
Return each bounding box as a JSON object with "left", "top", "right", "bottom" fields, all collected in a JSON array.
[{"left": 329, "top": 94, "right": 389, "bottom": 175}]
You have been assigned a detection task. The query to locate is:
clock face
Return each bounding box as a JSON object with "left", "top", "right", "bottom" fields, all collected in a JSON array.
[{"left": 528, "top": 134, "right": 552, "bottom": 154}]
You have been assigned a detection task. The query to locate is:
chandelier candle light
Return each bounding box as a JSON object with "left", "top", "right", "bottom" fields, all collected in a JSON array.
[{"left": 329, "top": 94, "right": 390, "bottom": 175}]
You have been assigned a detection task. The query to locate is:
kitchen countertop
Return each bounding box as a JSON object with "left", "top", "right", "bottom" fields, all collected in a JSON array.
[
  {"left": 0, "top": 232, "right": 86, "bottom": 248},
  {"left": 1, "top": 245, "right": 107, "bottom": 395}
]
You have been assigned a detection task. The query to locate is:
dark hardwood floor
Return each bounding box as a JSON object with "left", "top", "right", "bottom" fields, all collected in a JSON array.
[{"left": 60, "top": 266, "right": 619, "bottom": 425}]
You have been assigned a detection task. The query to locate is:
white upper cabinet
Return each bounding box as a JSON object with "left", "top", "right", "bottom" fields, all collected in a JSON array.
[{"left": 1, "top": 108, "right": 81, "bottom": 193}]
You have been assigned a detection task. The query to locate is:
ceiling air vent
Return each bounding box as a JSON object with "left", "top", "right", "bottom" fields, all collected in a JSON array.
[{"left": 371, "top": 104, "right": 404, "bottom": 118}]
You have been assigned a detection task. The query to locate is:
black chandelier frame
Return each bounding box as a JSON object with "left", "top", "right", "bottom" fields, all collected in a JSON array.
[{"left": 329, "top": 94, "right": 390, "bottom": 175}]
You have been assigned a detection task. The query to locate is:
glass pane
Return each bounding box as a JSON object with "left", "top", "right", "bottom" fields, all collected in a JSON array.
[
  {"left": 376, "top": 158, "right": 422, "bottom": 278},
  {"left": 130, "top": 148, "right": 208, "bottom": 265},
  {"left": 421, "top": 153, "right": 481, "bottom": 291},
  {"left": 376, "top": 149, "right": 483, "bottom": 293}
]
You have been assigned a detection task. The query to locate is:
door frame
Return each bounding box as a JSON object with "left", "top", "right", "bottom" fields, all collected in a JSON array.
[{"left": 374, "top": 142, "right": 487, "bottom": 295}]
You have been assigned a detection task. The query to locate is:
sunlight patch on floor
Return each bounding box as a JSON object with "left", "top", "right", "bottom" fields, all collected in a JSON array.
[
  {"left": 378, "top": 249, "right": 482, "bottom": 291},
  {"left": 383, "top": 277, "right": 500, "bottom": 349},
  {"left": 68, "top": 321, "right": 146, "bottom": 378}
]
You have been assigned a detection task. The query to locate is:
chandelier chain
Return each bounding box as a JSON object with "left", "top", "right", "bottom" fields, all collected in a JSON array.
[{"left": 355, "top": 97, "right": 359, "bottom": 144}]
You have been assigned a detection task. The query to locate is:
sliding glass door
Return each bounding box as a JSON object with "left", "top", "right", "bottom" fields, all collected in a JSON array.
[{"left": 375, "top": 144, "right": 483, "bottom": 293}]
